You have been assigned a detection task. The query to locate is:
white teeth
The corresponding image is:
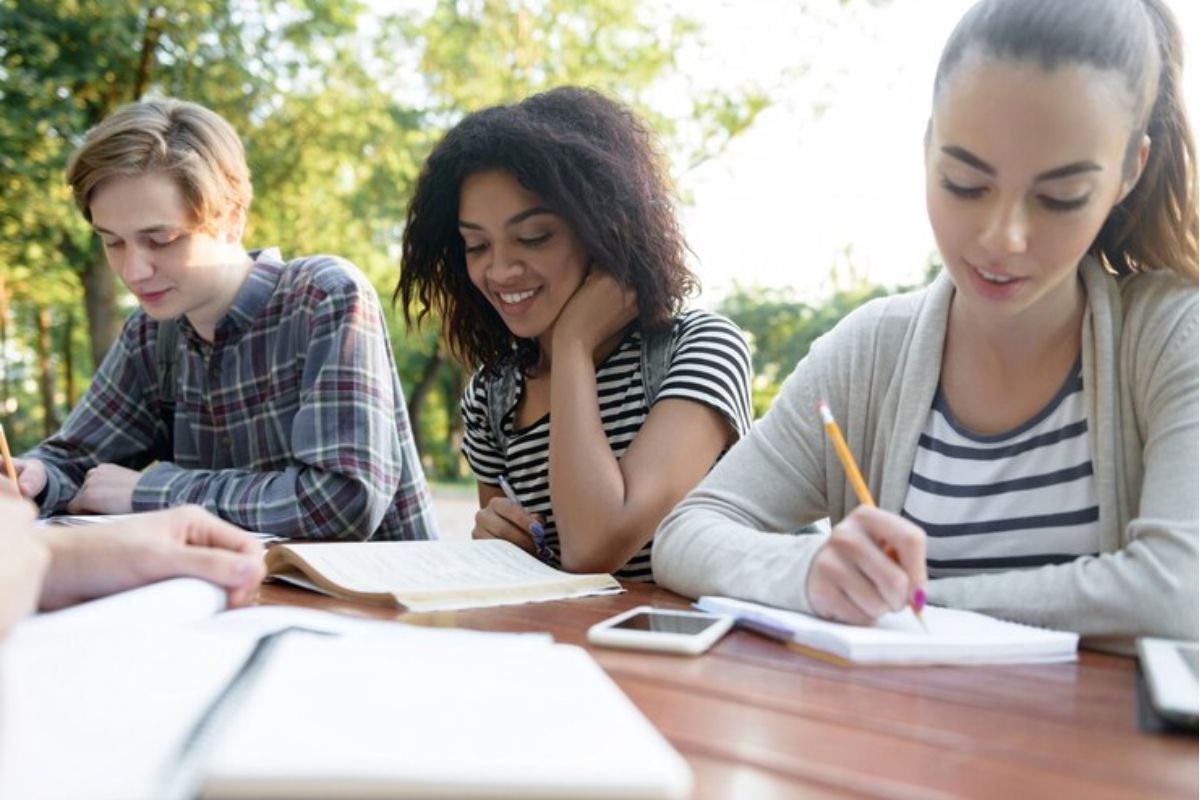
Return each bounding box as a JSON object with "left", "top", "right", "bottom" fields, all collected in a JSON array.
[
  {"left": 977, "top": 268, "right": 1015, "bottom": 284},
  {"left": 499, "top": 289, "right": 536, "bottom": 303}
]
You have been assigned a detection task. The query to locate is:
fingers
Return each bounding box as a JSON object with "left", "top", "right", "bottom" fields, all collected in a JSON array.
[
  {"left": 161, "top": 505, "right": 265, "bottom": 557},
  {"left": 152, "top": 546, "right": 265, "bottom": 608},
  {"left": 807, "top": 506, "right": 927, "bottom": 625},
  {"left": 471, "top": 498, "right": 539, "bottom": 554},
  {"left": 14, "top": 458, "right": 47, "bottom": 499}
]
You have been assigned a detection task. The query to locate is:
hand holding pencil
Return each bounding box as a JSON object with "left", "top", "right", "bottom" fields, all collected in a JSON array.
[{"left": 806, "top": 401, "right": 928, "bottom": 629}]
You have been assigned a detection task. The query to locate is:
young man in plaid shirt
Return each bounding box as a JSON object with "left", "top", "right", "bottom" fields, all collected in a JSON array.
[{"left": 14, "top": 98, "right": 436, "bottom": 541}]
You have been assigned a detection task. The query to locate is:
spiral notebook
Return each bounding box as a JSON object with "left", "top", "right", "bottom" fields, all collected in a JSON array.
[{"left": 695, "top": 596, "right": 1079, "bottom": 666}]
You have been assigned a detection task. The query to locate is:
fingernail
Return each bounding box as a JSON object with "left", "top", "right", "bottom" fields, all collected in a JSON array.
[{"left": 912, "top": 587, "right": 927, "bottom": 612}]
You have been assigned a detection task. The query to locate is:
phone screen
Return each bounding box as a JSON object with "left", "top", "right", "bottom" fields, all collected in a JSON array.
[{"left": 610, "top": 612, "right": 721, "bottom": 635}]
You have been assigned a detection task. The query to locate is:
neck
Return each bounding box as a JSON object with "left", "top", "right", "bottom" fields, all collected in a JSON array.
[
  {"left": 187, "top": 248, "right": 254, "bottom": 342},
  {"left": 948, "top": 274, "right": 1085, "bottom": 375}
]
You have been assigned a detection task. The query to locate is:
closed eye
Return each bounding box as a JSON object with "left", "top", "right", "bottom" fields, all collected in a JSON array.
[
  {"left": 940, "top": 176, "right": 986, "bottom": 199},
  {"left": 1039, "top": 194, "right": 1090, "bottom": 212},
  {"left": 518, "top": 232, "right": 552, "bottom": 246}
]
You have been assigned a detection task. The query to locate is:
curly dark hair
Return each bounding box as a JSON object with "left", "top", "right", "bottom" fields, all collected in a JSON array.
[{"left": 396, "top": 86, "right": 697, "bottom": 374}]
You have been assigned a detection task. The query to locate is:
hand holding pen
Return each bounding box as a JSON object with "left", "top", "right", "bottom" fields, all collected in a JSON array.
[
  {"left": 807, "top": 401, "right": 928, "bottom": 629},
  {"left": 470, "top": 474, "right": 552, "bottom": 560}
]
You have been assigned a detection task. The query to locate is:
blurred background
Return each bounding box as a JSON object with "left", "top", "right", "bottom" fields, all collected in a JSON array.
[{"left": 1, "top": 0, "right": 1194, "bottom": 483}]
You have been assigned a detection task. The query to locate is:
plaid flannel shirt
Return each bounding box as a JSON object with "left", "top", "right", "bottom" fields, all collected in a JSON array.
[{"left": 25, "top": 248, "right": 437, "bottom": 540}]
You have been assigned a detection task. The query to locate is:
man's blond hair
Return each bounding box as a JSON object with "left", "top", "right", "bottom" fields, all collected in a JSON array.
[{"left": 65, "top": 98, "right": 252, "bottom": 229}]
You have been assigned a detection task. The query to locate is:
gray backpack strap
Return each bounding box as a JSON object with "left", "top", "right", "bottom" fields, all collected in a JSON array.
[
  {"left": 155, "top": 320, "right": 180, "bottom": 459},
  {"left": 486, "top": 366, "right": 519, "bottom": 457},
  {"left": 640, "top": 320, "right": 678, "bottom": 408}
]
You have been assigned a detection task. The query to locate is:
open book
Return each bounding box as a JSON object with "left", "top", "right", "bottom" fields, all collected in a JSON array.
[
  {"left": 695, "top": 596, "right": 1079, "bottom": 666},
  {"left": 265, "top": 539, "right": 623, "bottom": 611},
  {"left": 4, "top": 579, "right": 691, "bottom": 800}
]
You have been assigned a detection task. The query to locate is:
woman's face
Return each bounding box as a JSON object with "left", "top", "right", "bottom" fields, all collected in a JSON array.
[
  {"left": 458, "top": 169, "right": 590, "bottom": 342},
  {"left": 925, "top": 55, "right": 1147, "bottom": 326}
]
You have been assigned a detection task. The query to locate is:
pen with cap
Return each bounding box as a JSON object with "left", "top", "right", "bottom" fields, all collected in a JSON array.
[
  {"left": 498, "top": 474, "right": 551, "bottom": 560},
  {"left": 818, "top": 400, "right": 927, "bottom": 630}
]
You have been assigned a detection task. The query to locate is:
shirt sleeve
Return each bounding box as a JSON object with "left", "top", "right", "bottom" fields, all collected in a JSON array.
[
  {"left": 133, "top": 273, "right": 416, "bottom": 540},
  {"left": 654, "top": 310, "right": 754, "bottom": 439},
  {"left": 23, "top": 315, "right": 163, "bottom": 515},
  {"left": 460, "top": 370, "right": 504, "bottom": 487}
]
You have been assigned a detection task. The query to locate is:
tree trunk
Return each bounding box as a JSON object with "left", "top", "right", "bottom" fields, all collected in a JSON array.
[
  {"left": 35, "top": 307, "right": 58, "bottom": 437},
  {"left": 81, "top": 259, "right": 121, "bottom": 369},
  {"left": 446, "top": 364, "right": 468, "bottom": 478},
  {"left": 406, "top": 341, "right": 445, "bottom": 458},
  {"left": 64, "top": 312, "right": 78, "bottom": 409},
  {"left": 0, "top": 271, "right": 9, "bottom": 414}
]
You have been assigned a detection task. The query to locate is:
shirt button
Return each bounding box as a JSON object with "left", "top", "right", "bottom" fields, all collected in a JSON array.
[{"left": 220, "top": 436, "right": 233, "bottom": 449}]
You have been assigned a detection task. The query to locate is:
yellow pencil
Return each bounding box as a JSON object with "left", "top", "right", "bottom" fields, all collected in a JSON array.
[
  {"left": 817, "top": 400, "right": 927, "bottom": 629},
  {"left": 0, "top": 422, "right": 18, "bottom": 489}
]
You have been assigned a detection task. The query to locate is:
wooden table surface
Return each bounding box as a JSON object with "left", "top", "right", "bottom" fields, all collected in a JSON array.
[{"left": 258, "top": 581, "right": 1197, "bottom": 800}]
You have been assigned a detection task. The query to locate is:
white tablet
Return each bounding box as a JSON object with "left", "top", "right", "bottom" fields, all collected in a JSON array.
[{"left": 1137, "top": 637, "right": 1199, "bottom": 728}]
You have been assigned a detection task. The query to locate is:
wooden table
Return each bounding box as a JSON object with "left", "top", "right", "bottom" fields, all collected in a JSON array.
[{"left": 259, "top": 582, "right": 1197, "bottom": 799}]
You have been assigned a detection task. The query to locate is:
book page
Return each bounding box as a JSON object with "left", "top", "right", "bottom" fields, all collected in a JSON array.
[
  {"left": 696, "top": 596, "right": 1079, "bottom": 665},
  {"left": 272, "top": 540, "right": 622, "bottom": 611},
  {"left": 203, "top": 636, "right": 692, "bottom": 799}
]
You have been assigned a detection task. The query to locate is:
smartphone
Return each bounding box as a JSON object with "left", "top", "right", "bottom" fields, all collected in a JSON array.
[
  {"left": 586, "top": 605, "right": 734, "bottom": 655},
  {"left": 1137, "top": 637, "right": 1199, "bottom": 728}
]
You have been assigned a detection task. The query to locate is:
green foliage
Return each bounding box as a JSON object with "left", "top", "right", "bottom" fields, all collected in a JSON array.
[{"left": 719, "top": 261, "right": 938, "bottom": 418}]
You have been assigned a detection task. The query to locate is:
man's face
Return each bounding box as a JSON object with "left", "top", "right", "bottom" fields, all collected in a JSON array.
[{"left": 90, "top": 172, "right": 245, "bottom": 336}]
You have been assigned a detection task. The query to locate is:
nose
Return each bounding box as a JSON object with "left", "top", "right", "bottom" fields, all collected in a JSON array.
[
  {"left": 978, "top": 196, "right": 1029, "bottom": 257},
  {"left": 485, "top": 242, "right": 524, "bottom": 282},
  {"left": 119, "top": 245, "right": 155, "bottom": 284}
]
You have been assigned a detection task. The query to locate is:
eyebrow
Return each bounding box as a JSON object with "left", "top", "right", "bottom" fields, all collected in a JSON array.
[
  {"left": 92, "top": 224, "right": 180, "bottom": 236},
  {"left": 941, "top": 146, "right": 1102, "bottom": 181},
  {"left": 458, "top": 207, "right": 555, "bottom": 230}
]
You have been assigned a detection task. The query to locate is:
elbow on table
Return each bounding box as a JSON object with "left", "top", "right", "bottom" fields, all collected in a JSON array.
[{"left": 297, "top": 481, "right": 388, "bottom": 541}]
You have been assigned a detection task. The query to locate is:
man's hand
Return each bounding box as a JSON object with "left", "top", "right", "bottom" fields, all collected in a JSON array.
[
  {"left": 13, "top": 458, "right": 48, "bottom": 500},
  {"left": 35, "top": 505, "right": 266, "bottom": 610},
  {"left": 66, "top": 463, "right": 142, "bottom": 514}
]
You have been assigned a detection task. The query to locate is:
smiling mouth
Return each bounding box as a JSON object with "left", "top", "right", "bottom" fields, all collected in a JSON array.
[{"left": 497, "top": 288, "right": 538, "bottom": 304}]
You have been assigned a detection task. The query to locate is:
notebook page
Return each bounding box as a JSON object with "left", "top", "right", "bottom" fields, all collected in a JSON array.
[
  {"left": 9, "top": 578, "right": 227, "bottom": 647},
  {"left": 203, "top": 636, "right": 692, "bottom": 799},
  {"left": 696, "top": 596, "right": 1078, "bottom": 665},
  {"left": 0, "top": 629, "right": 258, "bottom": 800}
]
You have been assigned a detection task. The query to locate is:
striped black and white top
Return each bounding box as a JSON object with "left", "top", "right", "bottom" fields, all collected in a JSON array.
[
  {"left": 461, "top": 309, "right": 753, "bottom": 581},
  {"left": 900, "top": 358, "right": 1101, "bottom": 576}
]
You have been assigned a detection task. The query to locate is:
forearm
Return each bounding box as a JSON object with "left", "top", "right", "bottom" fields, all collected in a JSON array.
[
  {"left": 548, "top": 339, "right": 645, "bottom": 571},
  {"left": 133, "top": 462, "right": 388, "bottom": 539},
  {"left": 653, "top": 492, "right": 826, "bottom": 611},
  {"left": 928, "top": 521, "right": 1198, "bottom": 653}
]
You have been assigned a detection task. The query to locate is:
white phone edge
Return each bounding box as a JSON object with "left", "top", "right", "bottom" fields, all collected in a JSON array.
[{"left": 586, "top": 605, "right": 735, "bottom": 656}]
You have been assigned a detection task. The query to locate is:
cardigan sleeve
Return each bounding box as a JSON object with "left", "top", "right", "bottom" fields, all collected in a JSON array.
[{"left": 650, "top": 298, "right": 902, "bottom": 610}]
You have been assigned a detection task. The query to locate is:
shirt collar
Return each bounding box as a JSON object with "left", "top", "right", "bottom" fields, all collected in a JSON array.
[{"left": 180, "top": 247, "right": 284, "bottom": 348}]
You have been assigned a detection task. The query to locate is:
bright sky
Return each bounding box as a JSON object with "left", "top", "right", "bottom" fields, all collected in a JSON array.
[{"left": 672, "top": 0, "right": 1200, "bottom": 304}]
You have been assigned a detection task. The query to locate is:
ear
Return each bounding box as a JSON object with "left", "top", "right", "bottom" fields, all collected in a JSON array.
[
  {"left": 222, "top": 204, "right": 247, "bottom": 244},
  {"left": 1116, "top": 134, "right": 1151, "bottom": 206}
]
